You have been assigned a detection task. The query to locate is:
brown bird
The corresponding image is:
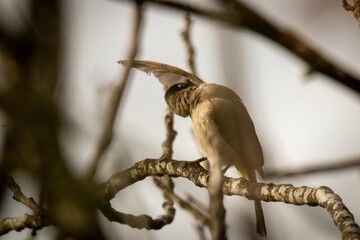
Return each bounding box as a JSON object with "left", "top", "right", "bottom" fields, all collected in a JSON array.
[{"left": 119, "top": 60, "right": 267, "bottom": 237}]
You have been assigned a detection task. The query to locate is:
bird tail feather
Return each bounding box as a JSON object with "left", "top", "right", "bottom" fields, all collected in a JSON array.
[{"left": 255, "top": 200, "right": 267, "bottom": 237}]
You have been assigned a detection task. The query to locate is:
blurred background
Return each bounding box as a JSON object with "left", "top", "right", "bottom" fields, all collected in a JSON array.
[{"left": 1, "top": 0, "right": 360, "bottom": 239}]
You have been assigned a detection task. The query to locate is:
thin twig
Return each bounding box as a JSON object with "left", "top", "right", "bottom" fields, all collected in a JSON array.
[
  {"left": 154, "top": 75, "right": 178, "bottom": 229},
  {"left": 186, "top": 194, "right": 208, "bottom": 213},
  {"left": 155, "top": 107, "right": 177, "bottom": 229},
  {"left": 181, "top": 12, "right": 197, "bottom": 75},
  {"left": 85, "top": 1, "right": 144, "bottom": 179},
  {"left": 4, "top": 176, "right": 43, "bottom": 214},
  {"left": 265, "top": 156, "right": 360, "bottom": 179},
  {"left": 154, "top": 178, "right": 209, "bottom": 224},
  {"left": 160, "top": 109, "right": 177, "bottom": 160}
]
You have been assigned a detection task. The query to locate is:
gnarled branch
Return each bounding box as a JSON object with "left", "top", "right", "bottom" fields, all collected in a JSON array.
[
  {"left": 0, "top": 214, "right": 51, "bottom": 236},
  {"left": 99, "top": 198, "right": 174, "bottom": 230},
  {"left": 98, "top": 158, "right": 360, "bottom": 239}
]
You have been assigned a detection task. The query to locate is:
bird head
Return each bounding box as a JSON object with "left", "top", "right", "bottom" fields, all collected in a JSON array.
[{"left": 119, "top": 60, "right": 204, "bottom": 117}]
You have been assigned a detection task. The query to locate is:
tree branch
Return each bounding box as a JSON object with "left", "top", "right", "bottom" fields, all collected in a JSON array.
[
  {"left": 151, "top": 104, "right": 178, "bottom": 228},
  {"left": 0, "top": 214, "right": 51, "bottom": 236},
  {"left": 160, "top": 109, "right": 177, "bottom": 160},
  {"left": 119, "top": 0, "right": 360, "bottom": 95},
  {"left": 4, "top": 176, "right": 43, "bottom": 215},
  {"left": 153, "top": 177, "right": 209, "bottom": 224},
  {"left": 98, "top": 158, "right": 360, "bottom": 239},
  {"left": 181, "top": 12, "right": 197, "bottom": 76},
  {"left": 1, "top": 176, "right": 51, "bottom": 236},
  {"left": 99, "top": 196, "right": 174, "bottom": 230}
]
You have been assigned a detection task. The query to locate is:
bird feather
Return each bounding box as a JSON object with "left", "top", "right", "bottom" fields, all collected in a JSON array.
[{"left": 118, "top": 60, "right": 204, "bottom": 89}]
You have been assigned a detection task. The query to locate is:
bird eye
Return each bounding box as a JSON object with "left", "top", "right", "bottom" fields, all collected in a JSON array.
[{"left": 177, "top": 82, "right": 186, "bottom": 88}]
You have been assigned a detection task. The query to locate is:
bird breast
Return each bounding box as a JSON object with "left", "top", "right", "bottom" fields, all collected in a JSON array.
[{"left": 191, "top": 101, "right": 215, "bottom": 157}]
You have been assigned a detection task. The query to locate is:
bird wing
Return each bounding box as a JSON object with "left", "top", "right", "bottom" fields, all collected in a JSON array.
[
  {"left": 210, "top": 97, "right": 267, "bottom": 236},
  {"left": 118, "top": 60, "right": 204, "bottom": 89},
  {"left": 210, "top": 97, "right": 264, "bottom": 179}
]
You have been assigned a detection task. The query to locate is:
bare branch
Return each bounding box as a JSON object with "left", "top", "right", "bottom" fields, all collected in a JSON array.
[
  {"left": 187, "top": 194, "right": 208, "bottom": 214},
  {"left": 85, "top": 1, "right": 144, "bottom": 179},
  {"left": 258, "top": 184, "right": 360, "bottom": 240},
  {"left": 4, "top": 176, "right": 43, "bottom": 214},
  {"left": 98, "top": 158, "right": 360, "bottom": 239},
  {"left": 154, "top": 105, "right": 177, "bottom": 229},
  {"left": 117, "top": 0, "right": 360, "bottom": 95},
  {"left": 154, "top": 178, "right": 209, "bottom": 224},
  {"left": 181, "top": 13, "right": 197, "bottom": 75},
  {"left": 265, "top": 156, "right": 360, "bottom": 178},
  {"left": 0, "top": 214, "right": 51, "bottom": 236},
  {"left": 99, "top": 200, "right": 174, "bottom": 230},
  {"left": 1, "top": 176, "right": 51, "bottom": 236},
  {"left": 160, "top": 109, "right": 177, "bottom": 160}
]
